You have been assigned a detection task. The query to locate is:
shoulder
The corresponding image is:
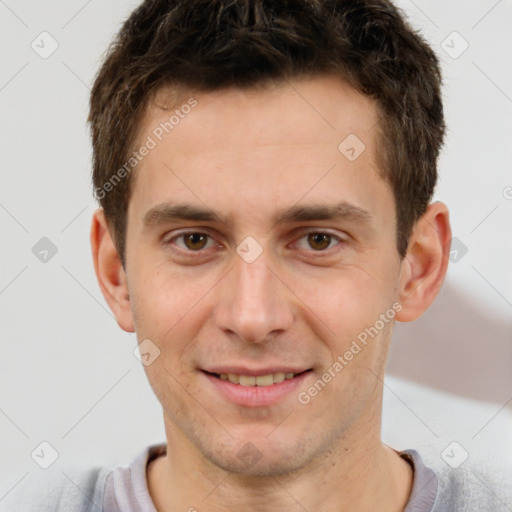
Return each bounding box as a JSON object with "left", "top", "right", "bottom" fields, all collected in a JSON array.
[
  {"left": 432, "top": 462, "right": 512, "bottom": 511},
  {"left": 401, "top": 449, "right": 512, "bottom": 512},
  {"left": 0, "top": 465, "right": 112, "bottom": 512}
]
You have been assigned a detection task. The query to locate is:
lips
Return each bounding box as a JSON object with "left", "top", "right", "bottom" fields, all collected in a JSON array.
[
  {"left": 202, "top": 366, "right": 312, "bottom": 377},
  {"left": 203, "top": 369, "right": 312, "bottom": 387},
  {"left": 201, "top": 368, "right": 313, "bottom": 407}
]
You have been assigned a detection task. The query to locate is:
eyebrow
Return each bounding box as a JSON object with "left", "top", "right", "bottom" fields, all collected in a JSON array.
[{"left": 142, "top": 201, "right": 372, "bottom": 229}]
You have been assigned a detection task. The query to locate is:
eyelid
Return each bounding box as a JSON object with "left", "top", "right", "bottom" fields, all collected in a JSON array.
[
  {"left": 290, "top": 228, "right": 347, "bottom": 253},
  {"left": 163, "top": 228, "right": 348, "bottom": 256},
  {"left": 163, "top": 229, "right": 221, "bottom": 254}
]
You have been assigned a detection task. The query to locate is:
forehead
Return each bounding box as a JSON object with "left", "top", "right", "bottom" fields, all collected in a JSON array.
[
  {"left": 129, "top": 75, "right": 391, "bottom": 231},
  {"left": 141, "top": 76, "right": 377, "bottom": 153}
]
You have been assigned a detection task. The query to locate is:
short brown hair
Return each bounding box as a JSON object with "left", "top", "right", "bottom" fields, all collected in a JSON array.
[{"left": 89, "top": 0, "right": 444, "bottom": 267}]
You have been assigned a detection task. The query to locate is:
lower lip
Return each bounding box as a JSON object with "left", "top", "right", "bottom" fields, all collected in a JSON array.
[{"left": 201, "top": 371, "right": 312, "bottom": 407}]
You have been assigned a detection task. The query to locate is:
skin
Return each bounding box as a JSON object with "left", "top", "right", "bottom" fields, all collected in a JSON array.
[{"left": 91, "top": 75, "right": 451, "bottom": 511}]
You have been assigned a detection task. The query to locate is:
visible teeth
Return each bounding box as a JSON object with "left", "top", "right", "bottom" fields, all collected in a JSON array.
[
  {"left": 255, "top": 374, "right": 273, "bottom": 386},
  {"left": 227, "top": 373, "right": 239, "bottom": 384},
  {"left": 239, "top": 375, "right": 256, "bottom": 386},
  {"left": 218, "top": 372, "right": 300, "bottom": 386}
]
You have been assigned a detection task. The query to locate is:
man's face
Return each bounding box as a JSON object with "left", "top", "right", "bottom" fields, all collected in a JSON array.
[{"left": 124, "top": 76, "right": 404, "bottom": 475}]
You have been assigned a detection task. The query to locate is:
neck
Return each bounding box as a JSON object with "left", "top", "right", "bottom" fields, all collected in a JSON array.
[{"left": 147, "top": 415, "right": 413, "bottom": 512}]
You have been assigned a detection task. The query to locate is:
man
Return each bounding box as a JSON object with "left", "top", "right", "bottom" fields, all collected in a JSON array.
[{"left": 3, "top": 0, "right": 509, "bottom": 511}]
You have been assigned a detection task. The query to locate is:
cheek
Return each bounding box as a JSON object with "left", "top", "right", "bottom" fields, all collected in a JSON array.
[
  {"left": 131, "top": 263, "right": 203, "bottom": 332},
  {"left": 129, "top": 264, "right": 221, "bottom": 372},
  {"left": 291, "top": 264, "right": 397, "bottom": 341}
]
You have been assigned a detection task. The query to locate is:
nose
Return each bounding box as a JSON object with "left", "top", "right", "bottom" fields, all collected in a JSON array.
[{"left": 213, "top": 252, "right": 294, "bottom": 344}]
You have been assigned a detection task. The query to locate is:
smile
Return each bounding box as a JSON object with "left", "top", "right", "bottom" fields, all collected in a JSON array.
[
  {"left": 205, "top": 370, "right": 311, "bottom": 387},
  {"left": 201, "top": 369, "right": 313, "bottom": 407}
]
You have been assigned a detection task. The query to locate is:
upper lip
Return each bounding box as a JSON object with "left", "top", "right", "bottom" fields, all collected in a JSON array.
[{"left": 202, "top": 366, "right": 312, "bottom": 377}]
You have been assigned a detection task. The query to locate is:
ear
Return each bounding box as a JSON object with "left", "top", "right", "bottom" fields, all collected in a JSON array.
[
  {"left": 395, "top": 201, "right": 451, "bottom": 322},
  {"left": 90, "top": 208, "right": 135, "bottom": 332}
]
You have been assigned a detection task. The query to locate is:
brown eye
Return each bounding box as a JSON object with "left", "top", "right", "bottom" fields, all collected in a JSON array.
[
  {"left": 164, "top": 230, "right": 221, "bottom": 257},
  {"left": 294, "top": 230, "right": 344, "bottom": 255},
  {"left": 183, "top": 233, "right": 209, "bottom": 250},
  {"left": 307, "top": 232, "right": 332, "bottom": 251}
]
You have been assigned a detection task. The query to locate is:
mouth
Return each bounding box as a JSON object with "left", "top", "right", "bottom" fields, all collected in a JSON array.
[
  {"left": 200, "top": 367, "right": 314, "bottom": 407},
  {"left": 202, "top": 369, "right": 313, "bottom": 387}
]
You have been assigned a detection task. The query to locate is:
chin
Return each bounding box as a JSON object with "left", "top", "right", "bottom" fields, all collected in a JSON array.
[
  {"left": 200, "top": 433, "right": 317, "bottom": 477},
  {"left": 213, "top": 450, "right": 304, "bottom": 477}
]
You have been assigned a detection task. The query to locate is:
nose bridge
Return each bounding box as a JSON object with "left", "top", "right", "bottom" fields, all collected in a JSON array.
[
  {"left": 214, "top": 249, "right": 293, "bottom": 343},
  {"left": 234, "top": 255, "right": 273, "bottom": 306}
]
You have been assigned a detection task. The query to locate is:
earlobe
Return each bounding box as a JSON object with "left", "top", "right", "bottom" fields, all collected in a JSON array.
[
  {"left": 90, "top": 208, "right": 135, "bottom": 332},
  {"left": 395, "top": 201, "right": 452, "bottom": 322}
]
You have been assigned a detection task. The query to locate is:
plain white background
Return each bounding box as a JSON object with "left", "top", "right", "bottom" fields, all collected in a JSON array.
[{"left": 1, "top": 0, "right": 511, "bottom": 502}]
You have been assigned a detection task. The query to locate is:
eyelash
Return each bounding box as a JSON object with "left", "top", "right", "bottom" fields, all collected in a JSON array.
[{"left": 164, "top": 229, "right": 346, "bottom": 258}]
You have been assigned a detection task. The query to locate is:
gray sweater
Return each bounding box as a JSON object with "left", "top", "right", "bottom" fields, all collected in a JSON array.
[{"left": 1, "top": 444, "right": 510, "bottom": 511}]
